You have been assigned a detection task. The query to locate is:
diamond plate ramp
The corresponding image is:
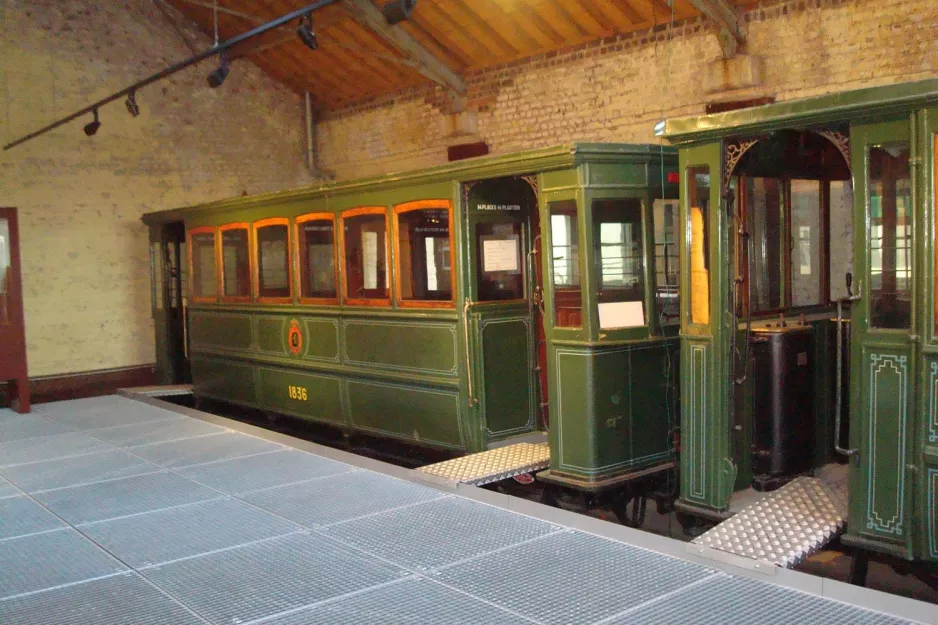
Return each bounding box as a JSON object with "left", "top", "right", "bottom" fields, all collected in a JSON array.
[
  {"left": 0, "top": 573, "right": 206, "bottom": 625},
  {"left": 603, "top": 573, "right": 913, "bottom": 625},
  {"left": 415, "top": 443, "right": 549, "bottom": 486},
  {"left": 433, "top": 531, "right": 716, "bottom": 625},
  {"left": 692, "top": 468, "right": 848, "bottom": 568},
  {"left": 142, "top": 532, "right": 405, "bottom": 625},
  {"left": 262, "top": 577, "right": 537, "bottom": 625},
  {"left": 321, "top": 496, "right": 560, "bottom": 571}
]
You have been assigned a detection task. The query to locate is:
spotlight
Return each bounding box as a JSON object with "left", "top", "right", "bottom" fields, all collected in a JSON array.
[
  {"left": 125, "top": 91, "right": 140, "bottom": 117},
  {"left": 207, "top": 55, "right": 229, "bottom": 89},
  {"left": 297, "top": 14, "right": 318, "bottom": 51},
  {"left": 382, "top": 0, "right": 416, "bottom": 25},
  {"left": 83, "top": 109, "right": 101, "bottom": 137}
]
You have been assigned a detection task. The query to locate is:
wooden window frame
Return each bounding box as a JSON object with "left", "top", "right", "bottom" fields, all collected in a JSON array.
[
  {"left": 295, "top": 212, "right": 339, "bottom": 306},
  {"left": 253, "top": 217, "right": 293, "bottom": 305},
  {"left": 393, "top": 200, "right": 455, "bottom": 309},
  {"left": 340, "top": 206, "right": 392, "bottom": 307},
  {"left": 218, "top": 223, "right": 253, "bottom": 304},
  {"left": 187, "top": 226, "right": 218, "bottom": 304}
]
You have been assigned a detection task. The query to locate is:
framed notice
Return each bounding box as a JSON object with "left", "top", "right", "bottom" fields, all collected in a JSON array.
[{"left": 481, "top": 236, "right": 520, "bottom": 274}]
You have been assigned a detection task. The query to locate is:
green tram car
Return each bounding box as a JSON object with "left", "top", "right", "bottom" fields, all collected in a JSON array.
[
  {"left": 144, "top": 144, "right": 682, "bottom": 494},
  {"left": 658, "top": 78, "right": 938, "bottom": 568}
]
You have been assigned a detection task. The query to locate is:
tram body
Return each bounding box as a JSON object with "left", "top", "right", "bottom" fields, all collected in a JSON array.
[
  {"left": 144, "top": 144, "right": 681, "bottom": 491},
  {"left": 660, "top": 79, "right": 938, "bottom": 564}
]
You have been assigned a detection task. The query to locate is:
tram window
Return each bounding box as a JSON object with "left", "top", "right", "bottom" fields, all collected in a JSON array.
[
  {"left": 256, "top": 221, "right": 291, "bottom": 301},
  {"left": 297, "top": 216, "right": 337, "bottom": 301},
  {"left": 189, "top": 229, "right": 217, "bottom": 300},
  {"left": 549, "top": 200, "right": 581, "bottom": 327},
  {"left": 343, "top": 210, "right": 389, "bottom": 302},
  {"left": 653, "top": 199, "right": 680, "bottom": 324},
  {"left": 220, "top": 226, "right": 250, "bottom": 300},
  {"left": 790, "top": 180, "right": 823, "bottom": 307},
  {"left": 747, "top": 178, "right": 784, "bottom": 311},
  {"left": 868, "top": 143, "right": 911, "bottom": 329},
  {"left": 396, "top": 205, "right": 453, "bottom": 304},
  {"left": 476, "top": 221, "right": 524, "bottom": 301},
  {"left": 593, "top": 198, "right": 645, "bottom": 328},
  {"left": 687, "top": 166, "right": 710, "bottom": 325}
]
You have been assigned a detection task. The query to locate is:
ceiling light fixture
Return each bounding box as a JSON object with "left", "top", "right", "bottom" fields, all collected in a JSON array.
[
  {"left": 382, "top": 0, "right": 416, "bottom": 25},
  {"left": 125, "top": 91, "right": 140, "bottom": 117},
  {"left": 83, "top": 109, "right": 101, "bottom": 136},
  {"left": 297, "top": 14, "right": 318, "bottom": 50},
  {"left": 207, "top": 54, "right": 230, "bottom": 88}
]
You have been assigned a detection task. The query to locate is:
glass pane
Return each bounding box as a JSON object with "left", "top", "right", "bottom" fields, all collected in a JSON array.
[
  {"left": 344, "top": 213, "right": 388, "bottom": 300},
  {"left": 687, "top": 166, "right": 710, "bottom": 325},
  {"left": 190, "top": 232, "right": 216, "bottom": 299},
  {"left": 257, "top": 224, "right": 290, "bottom": 299},
  {"left": 0, "top": 218, "right": 10, "bottom": 324},
  {"left": 549, "top": 201, "right": 581, "bottom": 327},
  {"left": 747, "top": 177, "right": 783, "bottom": 312},
  {"left": 593, "top": 198, "right": 645, "bottom": 328},
  {"left": 398, "top": 208, "right": 452, "bottom": 302},
  {"left": 829, "top": 180, "right": 855, "bottom": 301},
  {"left": 221, "top": 228, "right": 250, "bottom": 298},
  {"left": 790, "top": 180, "right": 822, "bottom": 307},
  {"left": 476, "top": 221, "right": 523, "bottom": 301},
  {"left": 653, "top": 199, "right": 680, "bottom": 324},
  {"left": 868, "top": 143, "right": 911, "bottom": 329},
  {"left": 299, "top": 219, "right": 336, "bottom": 299}
]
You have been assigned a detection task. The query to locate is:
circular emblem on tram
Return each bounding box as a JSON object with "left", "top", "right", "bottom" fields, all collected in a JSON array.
[{"left": 287, "top": 319, "right": 303, "bottom": 355}]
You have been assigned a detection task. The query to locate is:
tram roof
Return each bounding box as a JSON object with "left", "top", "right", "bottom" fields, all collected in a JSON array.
[
  {"left": 143, "top": 142, "right": 676, "bottom": 224},
  {"left": 656, "top": 77, "right": 938, "bottom": 145}
]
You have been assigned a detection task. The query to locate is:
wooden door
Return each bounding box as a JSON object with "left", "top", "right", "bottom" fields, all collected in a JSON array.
[{"left": 0, "top": 207, "right": 29, "bottom": 412}]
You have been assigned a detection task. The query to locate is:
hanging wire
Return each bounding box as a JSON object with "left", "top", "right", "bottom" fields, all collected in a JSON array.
[{"left": 213, "top": 0, "right": 220, "bottom": 48}]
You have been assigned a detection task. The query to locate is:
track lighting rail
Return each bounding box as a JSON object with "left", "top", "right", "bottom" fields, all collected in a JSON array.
[{"left": 3, "top": 0, "right": 338, "bottom": 151}]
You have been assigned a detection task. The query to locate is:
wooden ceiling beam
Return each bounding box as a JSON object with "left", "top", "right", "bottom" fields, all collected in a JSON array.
[
  {"left": 686, "top": 0, "right": 746, "bottom": 57},
  {"left": 341, "top": 0, "right": 466, "bottom": 96}
]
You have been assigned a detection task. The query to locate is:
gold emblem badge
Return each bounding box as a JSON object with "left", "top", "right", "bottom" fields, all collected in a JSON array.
[{"left": 288, "top": 319, "right": 303, "bottom": 355}]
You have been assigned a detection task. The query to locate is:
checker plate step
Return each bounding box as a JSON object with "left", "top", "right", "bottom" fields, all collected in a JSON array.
[
  {"left": 415, "top": 442, "right": 549, "bottom": 486},
  {"left": 692, "top": 464, "right": 849, "bottom": 569},
  {"left": 123, "top": 385, "right": 194, "bottom": 397}
]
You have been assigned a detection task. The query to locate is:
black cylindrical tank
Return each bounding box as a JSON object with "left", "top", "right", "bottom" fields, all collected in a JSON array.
[{"left": 750, "top": 323, "right": 816, "bottom": 491}]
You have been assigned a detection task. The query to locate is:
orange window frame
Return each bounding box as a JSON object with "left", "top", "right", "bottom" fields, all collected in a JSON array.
[
  {"left": 295, "top": 212, "right": 339, "bottom": 306},
  {"left": 340, "top": 206, "right": 391, "bottom": 307},
  {"left": 187, "top": 226, "right": 218, "bottom": 304},
  {"left": 218, "top": 223, "right": 252, "bottom": 303},
  {"left": 393, "top": 200, "right": 455, "bottom": 309},
  {"left": 253, "top": 217, "right": 293, "bottom": 304}
]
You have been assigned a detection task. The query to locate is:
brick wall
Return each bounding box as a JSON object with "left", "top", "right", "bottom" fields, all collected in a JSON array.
[
  {"left": 317, "top": 0, "right": 938, "bottom": 181},
  {"left": 0, "top": 0, "right": 311, "bottom": 377}
]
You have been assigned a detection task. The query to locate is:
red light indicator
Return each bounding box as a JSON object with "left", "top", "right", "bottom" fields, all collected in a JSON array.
[{"left": 667, "top": 171, "right": 680, "bottom": 184}]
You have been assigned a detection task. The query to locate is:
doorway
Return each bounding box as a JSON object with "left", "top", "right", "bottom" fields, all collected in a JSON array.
[
  {"left": 0, "top": 207, "right": 29, "bottom": 412},
  {"left": 150, "top": 221, "right": 190, "bottom": 385}
]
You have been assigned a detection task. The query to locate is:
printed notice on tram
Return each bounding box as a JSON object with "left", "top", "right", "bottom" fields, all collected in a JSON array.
[{"left": 482, "top": 238, "right": 519, "bottom": 273}]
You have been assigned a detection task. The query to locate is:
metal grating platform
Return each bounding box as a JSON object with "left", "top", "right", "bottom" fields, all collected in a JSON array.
[
  {"left": 123, "top": 384, "right": 194, "bottom": 398},
  {"left": 692, "top": 466, "right": 849, "bottom": 568},
  {"left": 415, "top": 442, "right": 550, "bottom": 486},
  {"left": 0, "top": 395, "right": 928, "bottom": 625}
]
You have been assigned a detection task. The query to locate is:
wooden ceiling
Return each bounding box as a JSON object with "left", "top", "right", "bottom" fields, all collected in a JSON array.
[{"left": 166, "top": 0, "right": 747, "bottom": 110}]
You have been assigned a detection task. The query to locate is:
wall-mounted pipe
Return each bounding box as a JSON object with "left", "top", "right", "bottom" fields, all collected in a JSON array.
[{"left": 3, "top": 0, "right": 339, "bottom": 151}]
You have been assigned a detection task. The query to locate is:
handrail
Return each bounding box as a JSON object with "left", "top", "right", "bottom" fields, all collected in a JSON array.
[
  {"left": 834, "top": 277, "right": 861, "bottom": 458},
  {"left": 463, "top": 298, "right": 479, "bottom": 407}
]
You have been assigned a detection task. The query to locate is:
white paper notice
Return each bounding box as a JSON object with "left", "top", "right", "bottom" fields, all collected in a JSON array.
[
  {"left": 363, "top": 231, "right": 378, "bottom": 289},
  {"left": 482, "top": 238, "right": 519, "bottom": 273},
  {"left": 598, "top": 301, "right": 645, "bottom": 329}
]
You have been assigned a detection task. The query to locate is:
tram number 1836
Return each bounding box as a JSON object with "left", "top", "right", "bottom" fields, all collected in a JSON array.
[{"left": 288, "top": 385, "right": 308, "bottom": 401}]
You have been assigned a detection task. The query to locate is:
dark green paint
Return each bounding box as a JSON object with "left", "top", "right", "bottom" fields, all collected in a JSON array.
[
  {"left": 189, "top": 312, "right": 252, "bottom": 351},
  {"left": 343, "top": 320, "right": 457, "bottom": 375},
  {"left": 479, "top": 315, "right": 533, "bottom": 438},
  {"left": 258, "top": 366, "right": 345, "bottom": 426}
]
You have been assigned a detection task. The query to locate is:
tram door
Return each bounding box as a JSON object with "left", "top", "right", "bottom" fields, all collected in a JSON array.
[
  {"left": 0, "top": 208, "right": 29, "bottom": 412},
  {"left": 466, "top": 177, "right": 544, "bottom": 445},
  {"left": 848, "top": 120, "right": 916, "bottom": 551},
  {"left": 149, "top": 221, "right": 191, "bottom": 385}
]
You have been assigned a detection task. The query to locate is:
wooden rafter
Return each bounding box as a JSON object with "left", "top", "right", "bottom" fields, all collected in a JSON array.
[
  {"left": 340, "top": 0, "right": 466, "bottom": 96},
  {"left": 687, "top": 0, "right": 746, "bottom": 57}
]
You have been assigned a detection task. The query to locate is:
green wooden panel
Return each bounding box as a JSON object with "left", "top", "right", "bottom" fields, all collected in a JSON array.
[
  {"left": 540, "top": 167, "right": 579, "bottom": 191},
  {"left": 587, "top": 162, "right": 647, "bottom": 187},
  {"left": 553, "top": 348, "right": 594, "bottom": 473},
  {"left": 682, "top": 341, "right": 710, "bottom": 504},
  {"left": 860, "top": 347, "right": 910, "bottom": 539},
  {"left": 255, "top": 316, "right": 287, "bottom": 355},
  {"left": 480, "top": 316, "right": 534, "bottom": 438},
  {"left": 302, "top": 318, "right": 340, "bottom": 362},
  {"left": 345, "top": 379, "right": 463, "bottom": 449},
  {"left": 928, "top": 467, "right": 938, "bottom": 561},
  {"left": 343, "top": 320, "right": 457, "bottom": 375},
  {"left": 258, "top": 366, "right": 345, "bottom": 426},
  {"left": 191, "top": 356, "right": 257, "bottom": 405},
  {"left": 189, "top": 311, "right": 252, "bottom": 351},
  {"left": 626, "top": 343, "right": 677, "bottom": 470},
  {"left": 583, "top": 349, "right": 633, "bottom": 478}
]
